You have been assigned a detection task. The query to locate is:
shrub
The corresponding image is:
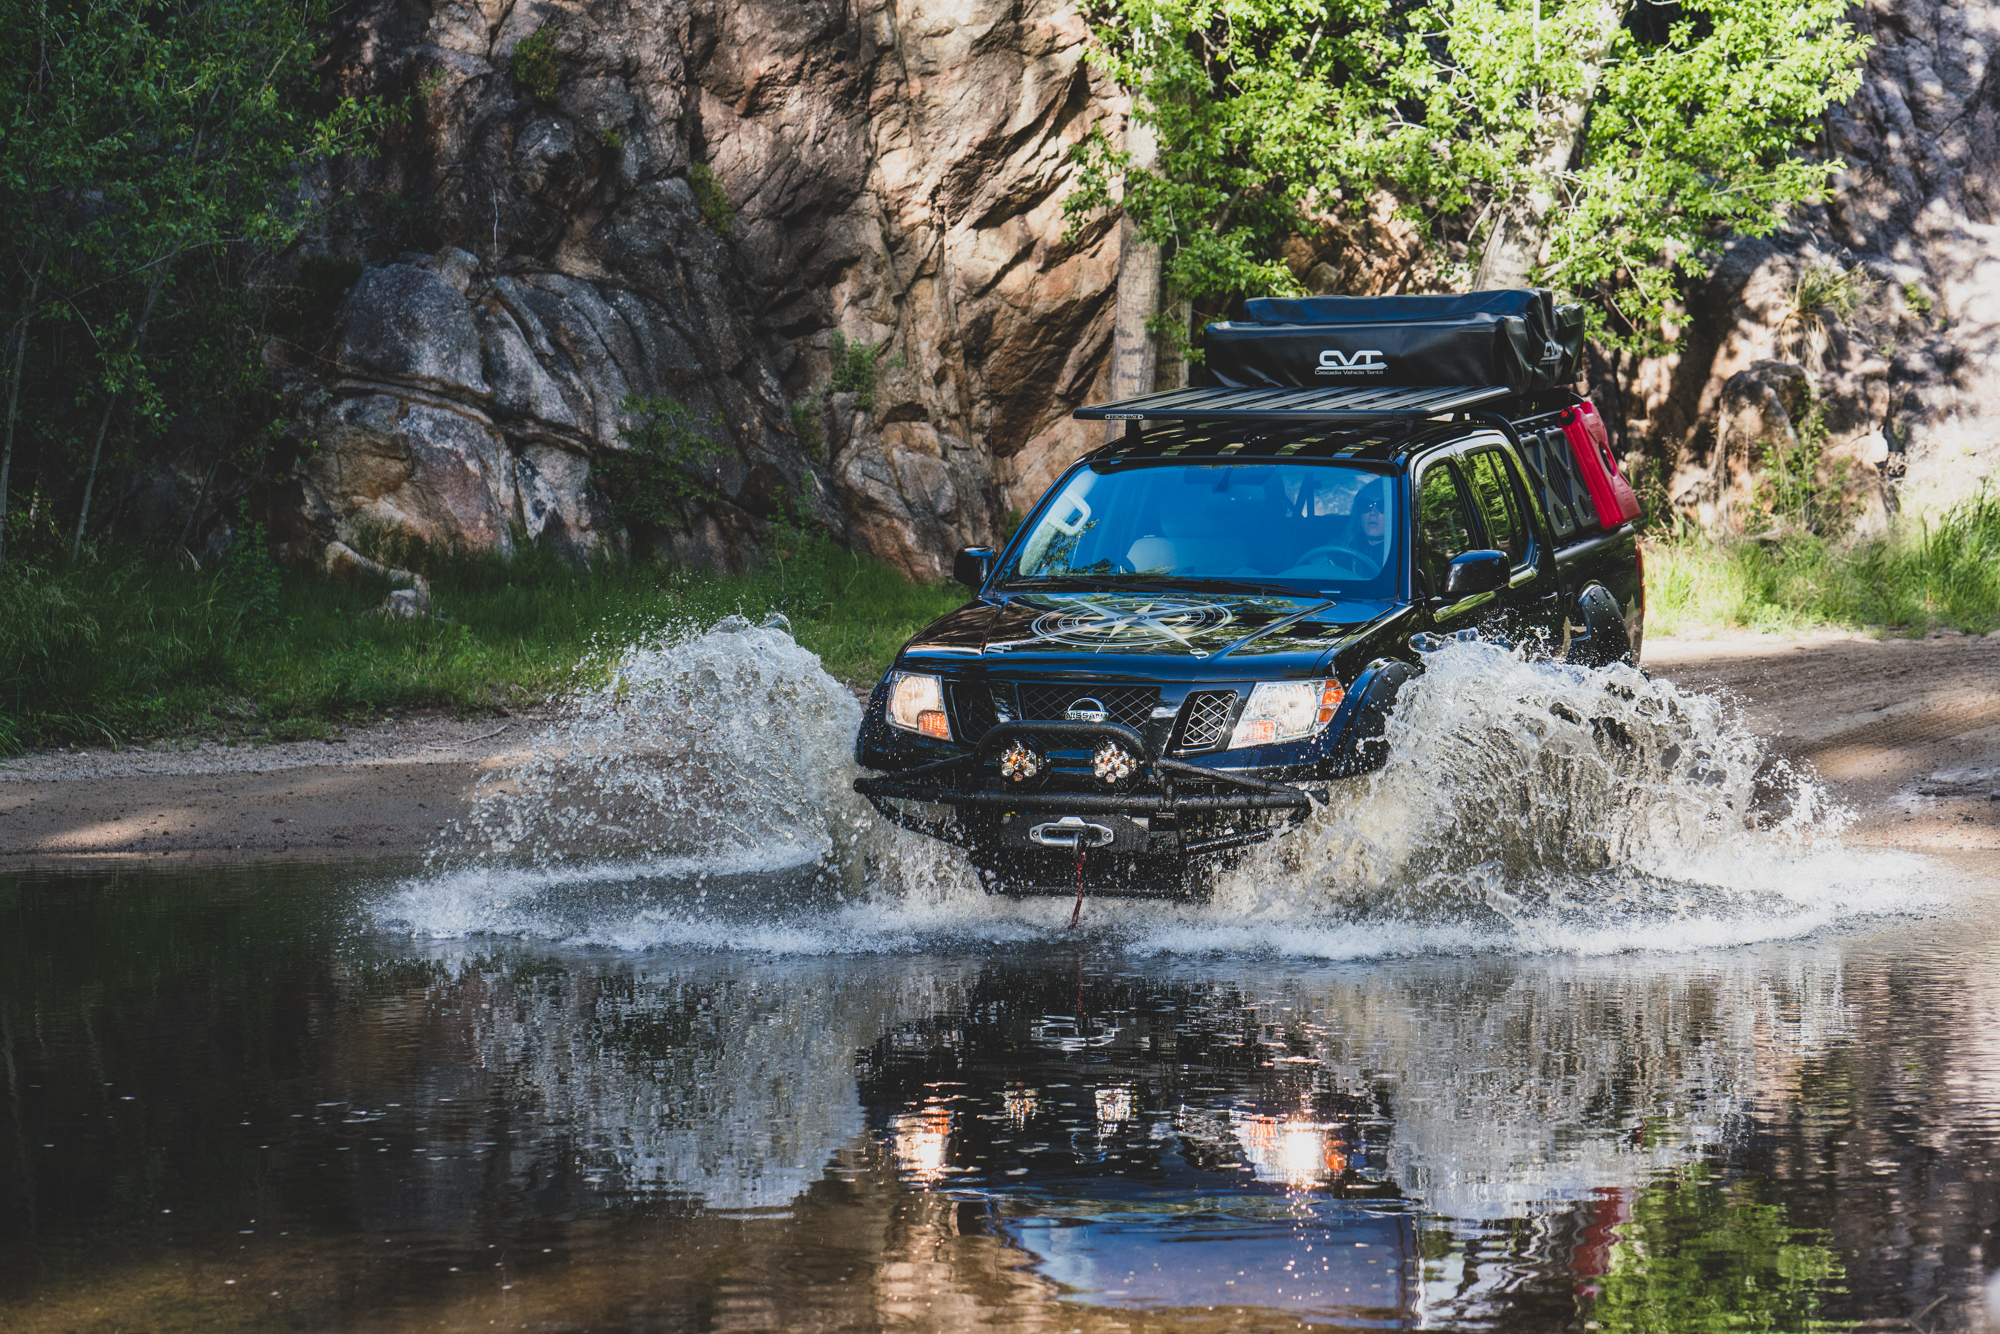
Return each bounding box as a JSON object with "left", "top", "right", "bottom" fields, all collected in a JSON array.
[
  {"left": 0, "top": 540, "right": 962, "bottom": 753},
  {"left": 1644, "top": 489, "right": 2000, "bottom": 637},
  {"left": 789, "top": 393, "right": 825, "bottom": 457},
  {"left": 689, "top": 163, "right": 734, "bottom": 234},
  {"left": 829, "top": 332, "right": 894, "bottom": 411},
  {"left": 511, "top": 28, "right": 563, "bottom": 102},
  {"left": 1902, "top": 281, "right": 1934, "bottom": 321},
  {"left": 0, "top": 557, "right": 238, "bottom": 749},
  {"left": 217, "top": 522, "right": 284, "bottom": 627},
  {"left": 594, "top": 394, "right": 727, "bottom": 530},
  {"left": 1748, "top": 396, "right": 1854, "bottom": 538}
]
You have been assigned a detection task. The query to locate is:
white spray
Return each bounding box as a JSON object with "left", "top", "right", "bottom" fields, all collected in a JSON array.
[{"left": 380, "top": 622, "right": 1929, "bottom": 953}]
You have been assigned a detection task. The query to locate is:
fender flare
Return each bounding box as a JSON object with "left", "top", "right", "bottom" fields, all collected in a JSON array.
[
  {"left": 1325, "top": 658, "right": 1415, "bottom": 777},
  {"left": 854, "top": 678, "right": 893, "bottom": 768},
  {"left": 1566, "top": 584, "right": 1634, "bottom": 667}
]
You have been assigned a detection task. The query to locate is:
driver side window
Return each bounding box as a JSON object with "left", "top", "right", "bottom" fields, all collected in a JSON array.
[{"left": 1415, "top": 461, "right": 1478, "bottom": 597}]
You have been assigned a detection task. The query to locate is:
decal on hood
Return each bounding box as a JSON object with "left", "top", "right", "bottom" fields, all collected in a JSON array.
[{"left": 984, "top": 593, "right": 1352, "bottom": 658}]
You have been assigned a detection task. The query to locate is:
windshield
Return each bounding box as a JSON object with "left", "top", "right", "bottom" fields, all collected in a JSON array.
[{"left": 1003, "top": 461, "right": 1400, "bottom": 594}]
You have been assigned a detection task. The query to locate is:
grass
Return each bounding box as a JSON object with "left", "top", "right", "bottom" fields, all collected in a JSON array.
[
  {"left": 11, "top": 490, "right": 1995, "bottom": 755},
  {"left": 1644, "top": 491, "right": 2000, "bottom": 638},
  {"left": 0, "top": 539, "right": 963, "bottom": 755}
]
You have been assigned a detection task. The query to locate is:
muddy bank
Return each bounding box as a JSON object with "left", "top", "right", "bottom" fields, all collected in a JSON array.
[
  {"left": 4, "top": 636, "right": 1998, "bottom": 866},
  {"left": 0, "top": 714, "right": 542, "bottom": 864},
  {"left": 1646, "top": 630, "right": 2000, "bottom": 850}
]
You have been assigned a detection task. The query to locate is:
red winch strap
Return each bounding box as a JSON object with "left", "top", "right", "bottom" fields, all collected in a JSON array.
[{"left": 1067, "top": 846, "right": 1087, "bottom": 929}]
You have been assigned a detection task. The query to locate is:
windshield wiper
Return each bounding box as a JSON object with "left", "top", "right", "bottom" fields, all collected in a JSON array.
[{"left": 998, "top": 576, "right": 1185, "bottom": 595}]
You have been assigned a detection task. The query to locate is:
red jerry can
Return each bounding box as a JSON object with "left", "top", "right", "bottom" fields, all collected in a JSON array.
[{"left": 1563, "top": 400, "right": 1642, "bottom": 527}]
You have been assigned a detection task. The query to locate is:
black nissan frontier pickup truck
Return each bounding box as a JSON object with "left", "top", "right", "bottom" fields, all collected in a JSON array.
[{"left": 852, "top": 290, "right": 1645, "bottom": 897}]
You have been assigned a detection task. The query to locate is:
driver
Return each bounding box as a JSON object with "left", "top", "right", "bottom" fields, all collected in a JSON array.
[{"left": 1350, "top": 478, "right": 1390, "bottom": 572}]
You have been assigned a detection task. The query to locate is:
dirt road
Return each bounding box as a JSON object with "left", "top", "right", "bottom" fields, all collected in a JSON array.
[
  {"left": 1645, "top": 631, "right": 2000, "bottom": 850},
  {"left": 0, "top": 714, "right": 536, "bottom": 865},
  {"left": 4, "top": 634, "right": 1998, "bottom": 866}
]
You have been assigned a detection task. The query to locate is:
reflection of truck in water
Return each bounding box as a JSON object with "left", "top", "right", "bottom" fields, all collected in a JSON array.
[{"left": 853, "top": 290, "right": 1646, "bottom": 895}]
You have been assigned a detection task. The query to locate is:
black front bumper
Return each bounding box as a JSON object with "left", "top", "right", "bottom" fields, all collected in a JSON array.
[{"left": 853, "top": 720, "right": 1326, "bottom": 858}]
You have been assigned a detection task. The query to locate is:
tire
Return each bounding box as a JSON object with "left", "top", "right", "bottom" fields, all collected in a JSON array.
[{"left": 1566, "top": 585, "right": 1634, "bottom": 667}]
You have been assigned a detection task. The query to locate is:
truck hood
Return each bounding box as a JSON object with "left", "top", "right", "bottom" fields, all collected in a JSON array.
[{"left": 898, "top": 589, "right": 1400, "bottom": 676}]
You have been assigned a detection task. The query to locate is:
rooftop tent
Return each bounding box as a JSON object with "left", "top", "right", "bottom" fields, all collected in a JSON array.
[{"left": 1205, "top": 288, "right": 1586, "bottom": 394}]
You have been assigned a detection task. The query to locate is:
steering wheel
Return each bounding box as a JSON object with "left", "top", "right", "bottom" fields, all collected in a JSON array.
[{"left": 1285, "top": 543, "right": 1375, "bottom": 579}]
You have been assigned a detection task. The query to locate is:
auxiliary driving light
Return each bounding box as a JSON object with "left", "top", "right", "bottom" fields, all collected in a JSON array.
[
  {"left": 1092, "top": 740, "right": 1139, "bottom": 787},
  {"left": 998, "top": 741, "right": 1047, "bottom": 785}
]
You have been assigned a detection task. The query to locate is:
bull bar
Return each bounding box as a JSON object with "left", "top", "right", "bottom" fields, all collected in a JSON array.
[{"left": 853, "top": 720, "right": 1328, "bottom": 851}]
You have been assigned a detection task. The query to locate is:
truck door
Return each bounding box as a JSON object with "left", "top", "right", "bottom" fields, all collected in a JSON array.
[
  {"left": 1461, "top": 446, "right": 1567, "bottom": 654},
  {"left": 1413, "top": 457, "right": 1502, "bottom": 634}
]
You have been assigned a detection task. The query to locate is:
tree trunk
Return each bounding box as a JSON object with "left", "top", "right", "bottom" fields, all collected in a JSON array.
[
  {"left": 1474, "top": 0, "right": 1630, "bottom": 291},
  {"left": 1106, "top": 104, "right": 1160, "bottom": 440},
  {"left": 69, "top": 394, "right": 122, "bottom": 564},
  {"left": 0, "top": 266, "right": 39, "bottom": 570},
  {"left": 175, "top": 457, "right": 221, "bottom": 559},
  {"left": 71, "top": 265, "right": 170, "bottom": 563}
]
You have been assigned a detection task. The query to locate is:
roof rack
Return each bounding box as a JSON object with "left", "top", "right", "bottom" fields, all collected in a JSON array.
[
  {"left": 1095, "top": 419, "right": 1387, "bottom": 461},
  {"left": 1073, "top": 383, "right": 1512, "bottom": 423}
]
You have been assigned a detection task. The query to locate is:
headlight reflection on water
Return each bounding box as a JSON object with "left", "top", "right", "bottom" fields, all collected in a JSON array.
[
  {"left": 1230, "top": 1112, "right": 1349, "bottom": 1189},
  {"left": 890, "top": 1103, "right": 956, "bottom": 1182}
]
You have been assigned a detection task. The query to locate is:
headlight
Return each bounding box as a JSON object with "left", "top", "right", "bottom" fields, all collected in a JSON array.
[
  {"left": 1227, "top": 679, "right": 1344, "bottom": 749},
  {"left": 887, "top": 672, "right": 951, "bottom": 740}
]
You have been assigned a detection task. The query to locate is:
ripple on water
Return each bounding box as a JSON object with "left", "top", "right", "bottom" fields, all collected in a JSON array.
[{"left": 375, "top": 622, "right": 1940, "bottom": 955}]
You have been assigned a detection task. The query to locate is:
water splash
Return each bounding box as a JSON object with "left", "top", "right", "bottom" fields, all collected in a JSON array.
[
  {"left": 1193, "top": 636, "right": 1908, "bottom": 953},
  {"left": 459, "top": 614, "right": 864, "bottom": 864},
  {"left": 377, "top": 616, "right": 979, "bottom": 941},
  {"left": 377, "top": 623, "right": 1934, "bottom": 953}
]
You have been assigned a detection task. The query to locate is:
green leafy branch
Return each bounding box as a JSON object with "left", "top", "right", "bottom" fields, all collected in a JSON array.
[
  {"left": 595, "top": 393, "right": 728, "bottom": 530},
  {"left": 1066, "top": 0, "right": 1870, "bottom": 353}
]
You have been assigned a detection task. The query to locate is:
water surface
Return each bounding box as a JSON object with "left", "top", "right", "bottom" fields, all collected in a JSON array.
[
  {"left": 4, "top": 855, "right": 1998, "bottom": 1332},
  {"left": 6, "top": 623, "right": 1994, "bottom": 1331}
]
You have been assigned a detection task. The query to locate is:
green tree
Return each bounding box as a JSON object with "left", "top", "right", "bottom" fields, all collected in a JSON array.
[
  {"left": 0, "top": 0, "right": 392, "bottom": 567},
  {"left": 1067, "top": 0, "right": 1868, "bottom": 351}
]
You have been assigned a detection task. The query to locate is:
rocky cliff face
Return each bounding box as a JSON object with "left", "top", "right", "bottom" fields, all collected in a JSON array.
[
  {"left": 293, "top": 0, "right": 1121, "bottom": 579},
  {"left": 291, "top": 0, "right": 2000, "bottom": 576},
  {"left": 1603, "top": 0, "right": 2000, "bottom": 532}
]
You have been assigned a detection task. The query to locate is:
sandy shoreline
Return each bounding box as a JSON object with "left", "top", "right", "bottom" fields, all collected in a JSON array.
[
  {"left": 4, "top": 634, "right": 1998, "bottom": 867},
  {"left": 0, "top": 712, "right": 546, "bottom": 865}
]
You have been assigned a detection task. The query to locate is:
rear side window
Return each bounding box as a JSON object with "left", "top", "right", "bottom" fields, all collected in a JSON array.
[
  {"left": 1465, "top": 450, "right": 1531, "bottom": 567},
  {"left": 1520, "top": 431, "right": 1578, "bottom": 539},
  {"left": 1414, "top": 461, "right": 1478, "bottom": 597},
  {"left": 1542, "top": 429, "right": 1599, "bottom": 535}
]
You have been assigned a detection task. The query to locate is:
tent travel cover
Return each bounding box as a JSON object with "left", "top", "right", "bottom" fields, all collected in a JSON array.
[{"left": 1205, "top": 289, "right": 1587, "bottom": 394}]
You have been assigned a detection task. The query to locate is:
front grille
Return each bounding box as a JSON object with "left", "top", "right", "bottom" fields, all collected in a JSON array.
[
  {"left": 1176, "top": 690, "right": 1238, "bottom": 752},
  {"left": 948, "top": 680, "right": 999, "bottom": 743},
  {"left": 1014, "top": 682, "right": 1158, "bottom": 730}
]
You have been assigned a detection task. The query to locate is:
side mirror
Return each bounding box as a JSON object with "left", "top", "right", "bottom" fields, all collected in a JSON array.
[
  {"left": 953, "top": 547, "right": 994, "bottom": 592},
  {"left": 1443, "top": 549, "right": 1509, "bottom": 598}
]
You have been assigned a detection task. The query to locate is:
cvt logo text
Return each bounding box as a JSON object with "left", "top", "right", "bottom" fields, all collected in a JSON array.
[{"left": 1316, "top": 348, "right": 1386, "bottom": 375}]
